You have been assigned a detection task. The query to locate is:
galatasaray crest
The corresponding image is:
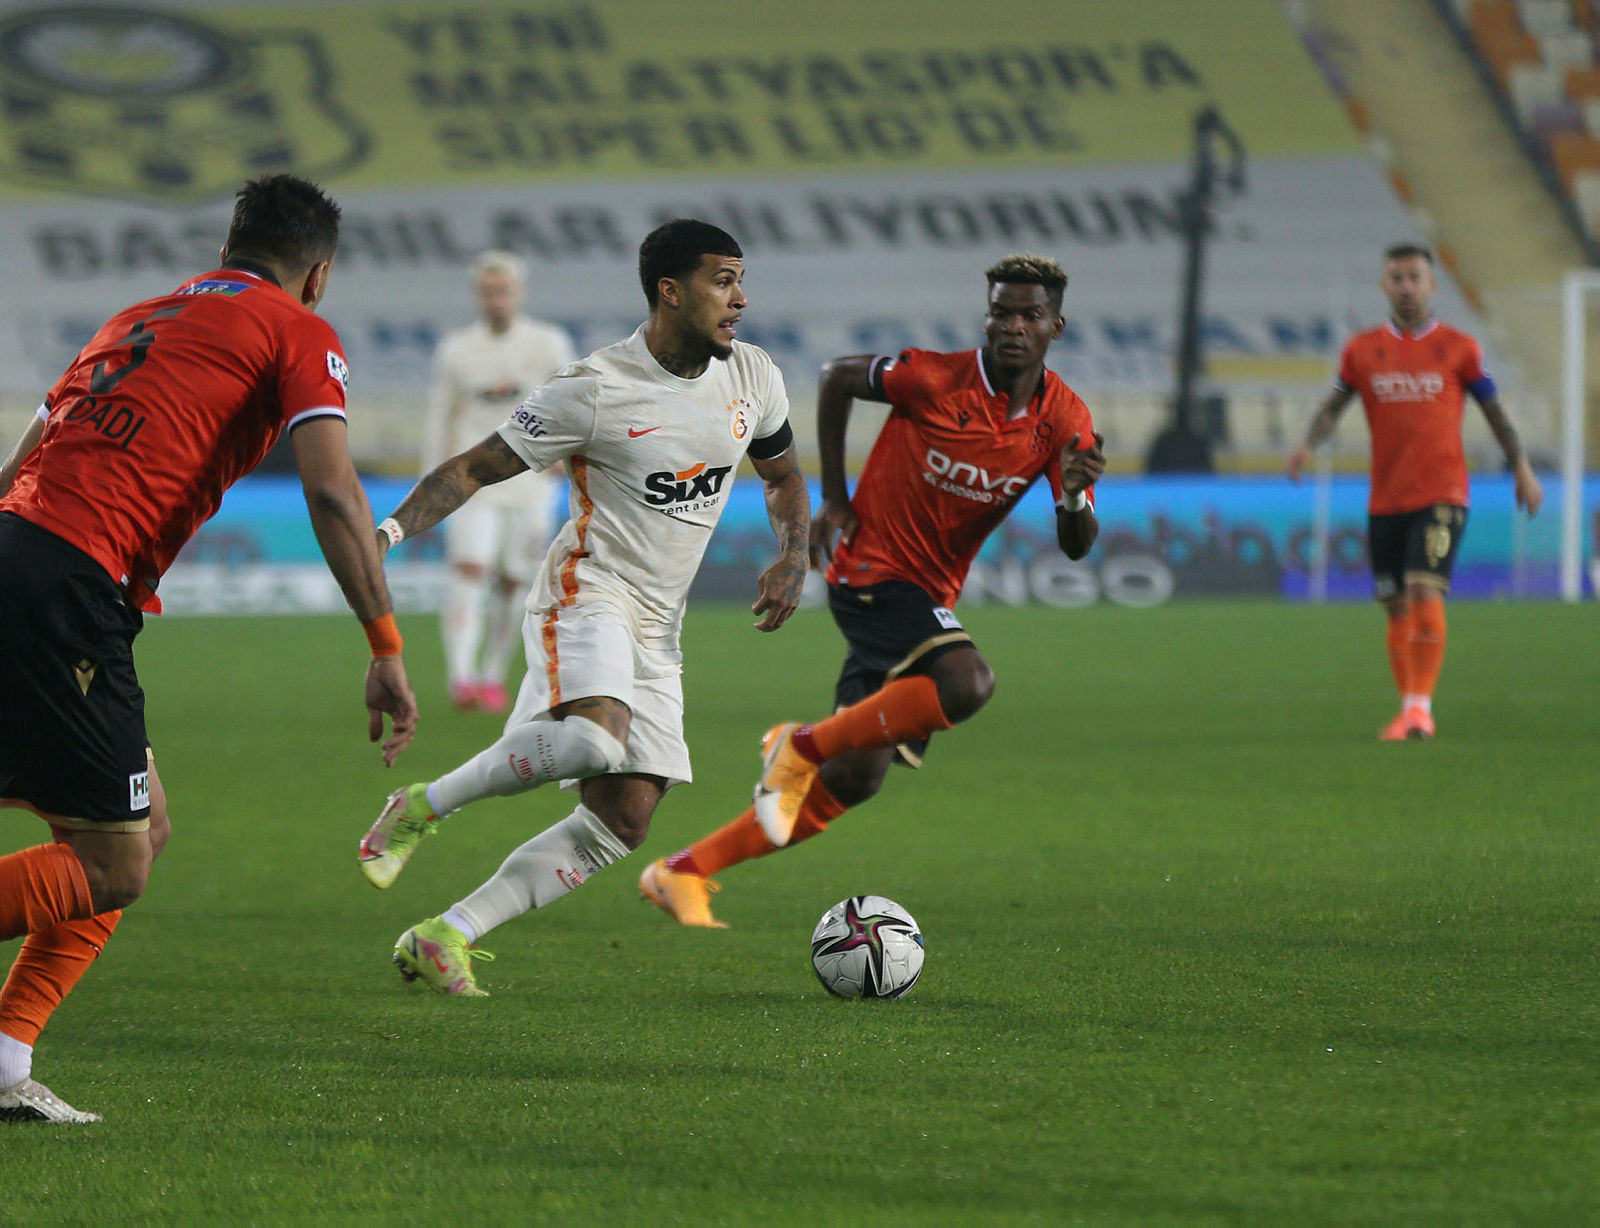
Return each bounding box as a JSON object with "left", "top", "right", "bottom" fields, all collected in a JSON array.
[{"left": 0, "top": 5, "right": 368, "bottom": 204}]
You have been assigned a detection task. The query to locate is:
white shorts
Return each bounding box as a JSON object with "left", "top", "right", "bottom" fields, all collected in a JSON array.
[
  {"left": 507, "top": 600, "right": 691, "bottom": 789},
  {"left": 446, "top": 491, "right": 553, "bottom": 583}
]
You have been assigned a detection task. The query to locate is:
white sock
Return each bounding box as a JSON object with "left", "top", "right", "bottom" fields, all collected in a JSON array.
[
  {"left": 440, "top": 905, "right": 479, "bottom": 943},
  {"left": 428, "top": 716, "right": 627, "bottom": 814},
  {"left": 0, "top": 1032, "right": 32, "bottom": 1088},
  {"left": 1402, "top": 694, "right": 1433, "bottom": 713},
  {"left": 442, "top": 572, "right": 488, "bottom": 687},
  {"left": 481, "top": 589, "right": 526, "bottom": 684},
  {"left": 424, "top": 780, "right": 452, "bottom": 817},
  {"left": 449, "top": 804, "right": 631, "bottom": 939}
]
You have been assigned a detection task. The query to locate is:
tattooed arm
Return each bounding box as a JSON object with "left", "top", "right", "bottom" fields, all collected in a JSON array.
[
  {"left": 1477, "top": 394, "right": 1544, "bottom": 516},
  {"left": 378, "top": 432, "right": 530, "bottom": 553},
  {"left": 749, "top": 442, "right": 811, "bottom": 632},
  {"left": 1287, "top": 386, "right": 1356, "bottom": 481}
]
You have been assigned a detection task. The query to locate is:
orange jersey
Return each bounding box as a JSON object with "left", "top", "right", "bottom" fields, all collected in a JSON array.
[
  {"left": 1337, "top": 320, "right": 1494, "bottom": 515},
  {"left": 826, "top": 348, "right": 1095, "bottom": 608},
  {"left": 2, "top": 268, "right": 349, "bottom": 611}
]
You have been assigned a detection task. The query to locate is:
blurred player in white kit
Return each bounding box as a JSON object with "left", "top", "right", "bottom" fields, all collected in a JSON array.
[{"left": 423, "top": 251, "right": 576, "bottom": 713}]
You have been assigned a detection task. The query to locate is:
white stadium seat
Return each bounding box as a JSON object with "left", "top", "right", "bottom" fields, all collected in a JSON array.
[
  {"left": 1538, "top": 30, "right": 1596, "bottom": 71},
  {"left": 1517, "top": 0, "right": 1576, "bottom": 39},
  {"left": 1571, "top": 169, "right": 1600, "bottom": 231},
  {"left": 1509, "top": 62, "right": 1567, "bottom": 124}
]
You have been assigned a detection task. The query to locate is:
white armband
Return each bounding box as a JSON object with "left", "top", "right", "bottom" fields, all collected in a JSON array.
[
  {"left": 1056, "top": 490, "right": 1088, "bottom": 512},
  {"left": 377, "top": 517, "right": 405, "bottom": 548}
]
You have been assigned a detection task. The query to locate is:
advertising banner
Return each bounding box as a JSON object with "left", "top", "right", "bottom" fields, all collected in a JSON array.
[
  {"left": 0, "top": 0, "right": 1358, "bottom": 203},
  {"left": 153, "top": 473, "right": 1593, "bottom": 616}
]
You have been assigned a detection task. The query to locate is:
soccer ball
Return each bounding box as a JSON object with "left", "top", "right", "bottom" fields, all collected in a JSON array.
[{"left": 810, "top": 895, "right": 924, "bottom": 999}]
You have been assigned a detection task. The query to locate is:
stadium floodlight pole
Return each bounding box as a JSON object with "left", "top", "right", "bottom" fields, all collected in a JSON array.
[
  {"left": 1152, "top": 106, "right": 1246, "bottom": 472},
  {"left": 1560, "top": 269, "right": 1598, "bottom": 602}
]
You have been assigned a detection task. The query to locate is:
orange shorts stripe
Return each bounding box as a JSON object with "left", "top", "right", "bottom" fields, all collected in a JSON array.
[
  {"left": 541, "top": 608, "right": 561, "bottom": 707},
  {"left": 539, "top": 456, "right": 592, "bottom": 710}
]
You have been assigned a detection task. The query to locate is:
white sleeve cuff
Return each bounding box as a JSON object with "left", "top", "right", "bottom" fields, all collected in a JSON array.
[{"left": 1056, "top": 490, "right": 1088, "bottom": 512}]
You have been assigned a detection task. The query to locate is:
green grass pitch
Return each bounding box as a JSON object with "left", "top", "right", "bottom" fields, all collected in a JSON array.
[{"left": 2, "top": 600, "right": 1596, "bottom": 1221}]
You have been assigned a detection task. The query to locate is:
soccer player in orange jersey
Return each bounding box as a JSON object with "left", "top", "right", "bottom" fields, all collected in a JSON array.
[
  {"left": 0, "top": 176, "right": 418, "bottom": 1122},
  {"left": 639, "top": 254, "right": 1105, "bottom": 927},
  {"left": 1288, "top": 243, "right": 1543, "bottom": 740}
]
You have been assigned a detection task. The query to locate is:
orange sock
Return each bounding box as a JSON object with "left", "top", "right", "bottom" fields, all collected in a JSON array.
[
  {"left": 0, "top": 911, "right": 121, "bottom": 1047},
  {"left": 666, "top": 778, "right": 851, "bottom": 877},
  {"left": 666, "top": 806, "right": 770, "bottom": 877},
  {"left": 795, "top": 676, "right": 952, "bottom": 763},
  {"left": 1386, "top": 612, "right": 1411, "bottom": 699},
  {"left": 0, "top": 843, "right": 95, "bottom": 942},
  {"left": 1408, "top": 596, "right": 1447, "bottom": 701}
]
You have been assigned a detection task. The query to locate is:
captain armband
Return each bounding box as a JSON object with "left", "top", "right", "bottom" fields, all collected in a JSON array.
[{"left": 747, "top": 420, "right": 794, "bottom": 461}]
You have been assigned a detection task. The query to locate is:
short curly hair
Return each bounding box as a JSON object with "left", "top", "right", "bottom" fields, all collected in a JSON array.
[
  {"left": 638, "top": 219, "right": 742, "bottom": 307},
  {"left": 985, "top": 253, "right": 1068, "bottom": 311},
  {"left": 1384, "top": 242, "right": 1433, "bottom": 264}
]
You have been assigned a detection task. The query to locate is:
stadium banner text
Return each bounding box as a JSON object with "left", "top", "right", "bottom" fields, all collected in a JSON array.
[
  {"left": 0, "top": 0, "right": 1493, "bottom": 420},
  {"left": 0, "top": 0, "right": 1358, "bottom": 204},
  {"left": 0, "top": 159, "right": 1489, "bottom": 407}
]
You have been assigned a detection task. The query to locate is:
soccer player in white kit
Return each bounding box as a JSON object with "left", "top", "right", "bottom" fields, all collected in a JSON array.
[
  {"left": 424, "top": 252, "right": 576, "bottom": 713},
  {"left": 357, "top": 220, "right": 810, "bottom": 996}
]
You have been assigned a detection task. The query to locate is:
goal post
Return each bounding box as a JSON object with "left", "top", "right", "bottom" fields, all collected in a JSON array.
[{"left": 1561, "top": 270, "right": 1600, "bottom": 603}]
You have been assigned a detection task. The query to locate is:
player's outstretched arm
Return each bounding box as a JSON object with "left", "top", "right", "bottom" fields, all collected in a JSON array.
[
  {"left": 381, "top": 432, "right": 530, "bottom": 548},
  {"left": 291, "top": 417, "right": 419, "bottom": 765},
  {"left": 1477, "top": 395, "right": 1544, "bottom": 516},
  {"left": 0, "top": 409, "right": 45, "bottom": 496},
  {"left": 751, "top": 443, "right": 810, "bottom": 632},
  {"left": 1287, "top": 387, "right": 1355, "bottom": 481},
  {"left": 1057, "top": 432, "right": 1105, "bottom": 560},
  {"left": 810, "top": 355, "right": 880, "bottom": 568}
]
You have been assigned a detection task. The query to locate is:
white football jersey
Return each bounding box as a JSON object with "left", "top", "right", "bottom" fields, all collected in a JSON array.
[
  {"left": 425, "top": 315, "right": 576, "bottom": 510},
  {"left": 496, "top": 325, "right": 791, "bottom": 649}
]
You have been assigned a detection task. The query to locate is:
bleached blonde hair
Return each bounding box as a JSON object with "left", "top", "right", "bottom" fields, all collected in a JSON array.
[
  {"left": 469, "top": 250, "right": 527, "bottom": 286},
  {"left": 985, "top": 252, "right": 1068, "bottom": 308}
]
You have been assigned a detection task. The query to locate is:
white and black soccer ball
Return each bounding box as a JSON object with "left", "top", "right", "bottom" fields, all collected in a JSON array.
[{"left": 810, "top": 895, "right": 924, "bottom": 999}]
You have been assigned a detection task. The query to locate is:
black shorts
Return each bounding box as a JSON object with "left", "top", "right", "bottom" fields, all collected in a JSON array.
[
  {"left": 1368, "top": 504, "right": 1468, "bottom": 601},
  {"left": 828, "top": 580, "right": 974, "bottom": 768},
  {"left": 0, "top": 512, "right": 152, "bottom": 829}
]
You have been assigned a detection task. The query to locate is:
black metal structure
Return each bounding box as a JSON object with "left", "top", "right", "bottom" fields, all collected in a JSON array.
[{"left": 1147, "top": 105, "right": 1248, "bottom": 472}]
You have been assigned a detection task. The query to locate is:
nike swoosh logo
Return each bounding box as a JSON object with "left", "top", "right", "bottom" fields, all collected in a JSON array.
[{"left": 627, "top": 426, "right": 661, "bottom": 437}]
